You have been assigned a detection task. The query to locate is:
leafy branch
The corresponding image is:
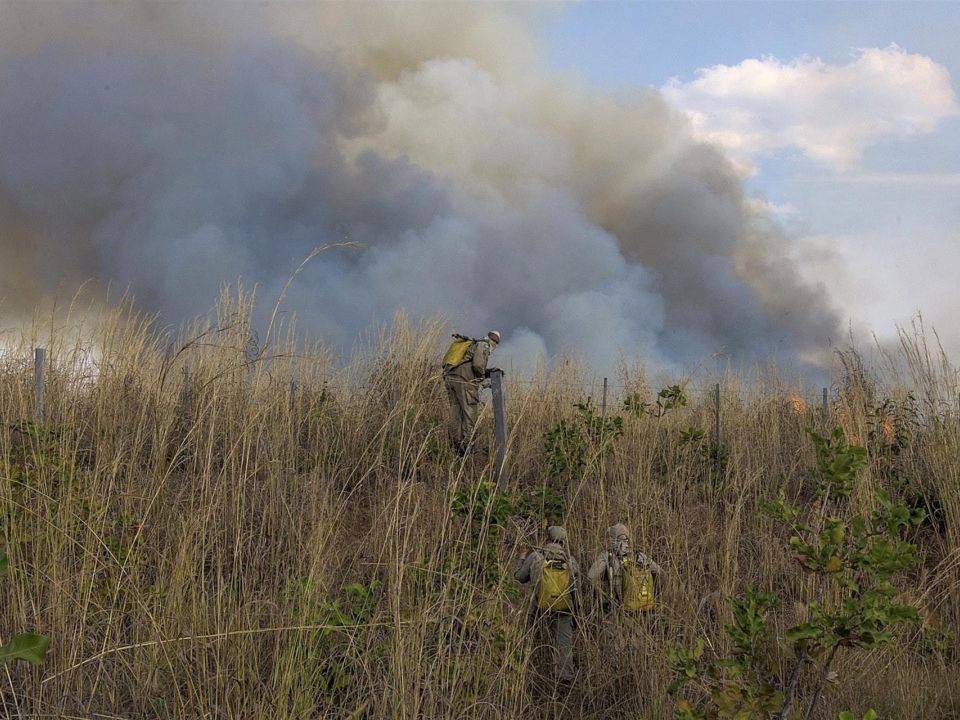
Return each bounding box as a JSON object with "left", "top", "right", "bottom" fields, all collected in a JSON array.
[{"left": 667, "top": 428, "right": 924, "bottom": 719}]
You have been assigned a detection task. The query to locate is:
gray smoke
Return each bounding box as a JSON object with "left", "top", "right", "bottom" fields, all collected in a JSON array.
[{"left": 0, "top": 2, "right": 841, "bottom": 373}]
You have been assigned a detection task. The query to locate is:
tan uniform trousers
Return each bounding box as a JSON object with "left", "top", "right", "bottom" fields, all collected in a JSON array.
[
  {"left": 545, "top": 611, "right": 575, "bottom": 682},
  {"left": 444, "top": 372, "right": 479, "bottom": 452}
]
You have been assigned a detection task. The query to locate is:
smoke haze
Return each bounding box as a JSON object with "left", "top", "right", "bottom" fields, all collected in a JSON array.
[{"left": 0, "top": 2, "right": 841, "bottom": 373}]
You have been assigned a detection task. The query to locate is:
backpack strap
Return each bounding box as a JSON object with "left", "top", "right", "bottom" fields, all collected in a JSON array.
[
  {"left": 452, "top": 333, "right": 483, "bottom": 343},
  {"left": 607, "top": 552, "right": 624, "bottom": 605}
]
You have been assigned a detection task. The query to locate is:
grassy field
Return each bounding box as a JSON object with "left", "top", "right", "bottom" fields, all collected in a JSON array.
[{"left": 1, "top": 294, "right": 958, "bottom": 719}]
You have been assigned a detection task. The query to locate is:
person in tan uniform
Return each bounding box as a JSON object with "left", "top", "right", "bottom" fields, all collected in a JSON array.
[
  {"left": 588, "top": 524, "right": 663, "bottom": 685},
  {"left": 588, "top": 523, "right": 662, "bottom": 611},
  {"left": 442, "top": 330, "right": 500, "bottom": 455},
  {"left": 514, "top": 525, "right": 579, "bottom": 683}
]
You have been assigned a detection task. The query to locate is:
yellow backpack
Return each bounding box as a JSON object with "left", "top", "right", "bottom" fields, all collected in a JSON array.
[
  {"left": 621, "top": 557, "right": 654, "bottom": 612},
  {"left": 442, "top": 334, "right": 476, "bottom": 369},
  {"left": 538, "top": 559, "right": 572, "bottom": 611}
]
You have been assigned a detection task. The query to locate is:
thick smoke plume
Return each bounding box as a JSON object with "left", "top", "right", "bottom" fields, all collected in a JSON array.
[{"left": 0, "top": 2, "right": 841, "bottom": 373}]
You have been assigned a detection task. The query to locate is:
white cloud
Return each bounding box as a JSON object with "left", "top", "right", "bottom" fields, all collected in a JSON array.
[
  {"left": 663, "top": 45, "right": 960, "bottom": 171},
  {"left": 795, "top": 172, "right": 960, "bottom": 186},
  {"left": 745, "top": 197, "right": 798, "bottom": 215}
]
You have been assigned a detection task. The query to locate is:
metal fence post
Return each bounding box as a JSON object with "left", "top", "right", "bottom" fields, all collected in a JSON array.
[
  {"left": 821, "top": 387, "right": 829, "bottom": 436},
  {"left": 290, "top": 380, "right": 298, "bottom": 433},
  {"left": 181, "top": 366, "right": 190, "bottom": 422},
  {"left": 491, "top": 369, "right": 509, "bottom": 492},
  {"left": 601, "top": 377, "right": 608, "bottom": 417},
  {"left": 714, "top": 382, "right": 721, "bottom": 447},
  {"left": 34, "top": 347, "right": 46, "bottom": 425}
]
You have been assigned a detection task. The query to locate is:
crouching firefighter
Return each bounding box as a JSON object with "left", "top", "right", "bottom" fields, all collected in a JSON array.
[
  {"left": 588, "top": 523, "right": 662, "bottom": 614},
  {"left": 441, "top": 330, "right": 500, "bottom": 455},
  {"left": 514, "top": 525, "right": 579, "bottom": 683}
]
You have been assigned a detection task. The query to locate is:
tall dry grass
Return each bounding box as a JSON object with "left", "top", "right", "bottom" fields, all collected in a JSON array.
[{"left": 1, "top": 292, "right": 958, "bottom": 719}]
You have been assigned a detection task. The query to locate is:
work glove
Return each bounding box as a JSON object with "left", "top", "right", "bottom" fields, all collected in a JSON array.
[{"left": 635, "top": 551, "right": 661, "bottom": 574}]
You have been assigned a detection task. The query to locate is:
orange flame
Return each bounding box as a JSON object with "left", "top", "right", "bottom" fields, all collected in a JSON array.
[
  {"left": 880, "top": 415, "right": 895, "bottom": 443},
  {"left": 787, "top": 391, "right": 806, "bottom": 414}
]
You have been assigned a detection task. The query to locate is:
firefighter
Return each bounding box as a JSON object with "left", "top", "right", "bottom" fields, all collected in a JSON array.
[
  {"left": 441, "top": 330, "right": 500, "bottom": 454},
  {"left": 515, "top": 525, "right": 579, "bottom": 682}
]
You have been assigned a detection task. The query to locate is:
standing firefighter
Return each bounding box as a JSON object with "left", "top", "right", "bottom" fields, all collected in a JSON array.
[
  {"left": 514, "top": 525, "right": 579, "bottom": 683},
  {"left": 588, "top": 523, "right": 662, "bottom": 613},
  {"left": 442, "top": 330, "right": 500, "bottom": 455}
]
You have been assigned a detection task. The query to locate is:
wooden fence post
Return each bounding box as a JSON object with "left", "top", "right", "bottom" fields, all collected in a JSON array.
[
  {"left": 601, "top": 377, "right": 608, "bottom": 417},
  {"left": 34, "top": 347, "right": 46, "bottom": 425},
  {"left": 491, "top": 369, "right": 509, "bottom": 492}
]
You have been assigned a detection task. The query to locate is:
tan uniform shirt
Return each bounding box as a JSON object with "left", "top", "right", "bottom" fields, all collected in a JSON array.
[{"left": 446, "top": 339, "right": 492, "bottom": 381}]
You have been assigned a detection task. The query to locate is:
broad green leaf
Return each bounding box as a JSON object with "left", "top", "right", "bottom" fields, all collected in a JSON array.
[
  {"left": 786, "top": 623, "right": 823, "bottom": 642},
  {"left": 0, "top": 633, "right": 49, "bottom": 665},
  {"left": 863, "top": 710, "right": 879, "bottom": 720},
  {"left": 343, "top": 582, "right": 368, "bottom": 598},
  {"left": 667, "top": 678, "right": 686, "bottom": 695},
  {"left": 828, "top": 524, "right": 846, "bottom": 545},
  {"left": 758, "top": 689, "right": 785, "bottom": 711}
]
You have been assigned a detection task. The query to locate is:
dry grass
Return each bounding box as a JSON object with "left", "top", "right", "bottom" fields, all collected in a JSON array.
[{"left": 1, "top": 292, "right": 958, "bottom": 719}]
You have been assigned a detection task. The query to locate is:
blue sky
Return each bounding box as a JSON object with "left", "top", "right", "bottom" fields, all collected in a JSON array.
[
  {"left": 543, "top": 1, "right": 960, "bottom": 89},
  {"left": 543, "top": 1, "right": 960, "bottom": 351}
]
